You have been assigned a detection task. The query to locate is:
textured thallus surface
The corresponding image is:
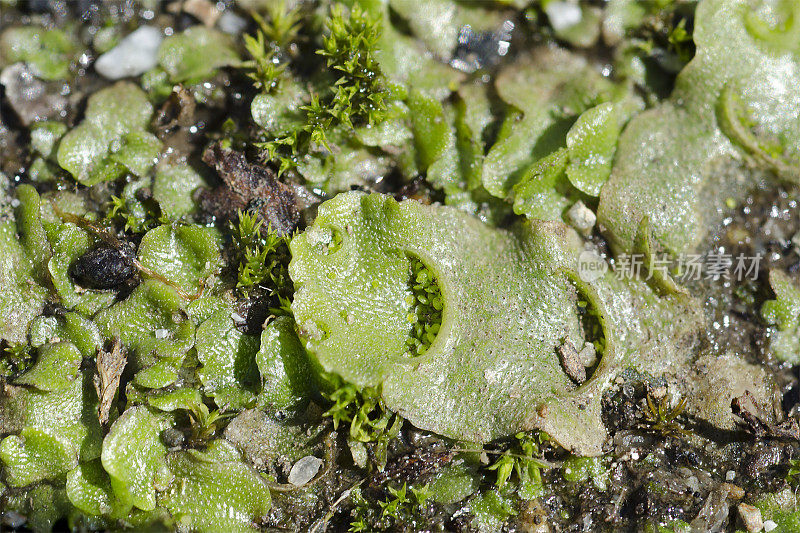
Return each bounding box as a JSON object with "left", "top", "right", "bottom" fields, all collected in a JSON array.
[{"left": 290, "top": 192, "right": 626, "bottom": 453}]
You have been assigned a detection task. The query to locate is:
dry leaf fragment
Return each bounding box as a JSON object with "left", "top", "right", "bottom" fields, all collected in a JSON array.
[
  {"left": 558, "top": 338, "right": 586, "bottom": 384},
  {"left": 94, "top": 339, "right": 127, "bottom": 426},
  {"left": 731, "top": 390, "right": 800, "bottom": 440}
]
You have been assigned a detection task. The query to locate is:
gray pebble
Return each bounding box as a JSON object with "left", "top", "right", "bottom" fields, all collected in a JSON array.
[{"left": 288, "top": 455, "right": 323, "bottom": 486}]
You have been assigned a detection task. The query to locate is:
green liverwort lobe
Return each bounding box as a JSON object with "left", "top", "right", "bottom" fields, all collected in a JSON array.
[{"left": 290, "top": 192, "right": 623, "bottom": 453}]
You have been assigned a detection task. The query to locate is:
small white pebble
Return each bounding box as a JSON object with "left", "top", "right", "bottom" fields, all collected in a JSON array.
[
  {"left": 545, "top": 1, "right": 582, "bottom": 31},
  {"left": 95, "top": 26, "right": 163, "bottom": 80},
  {"left": 566, "top": 201, "right": 597, "bottom": 236},
  {"left": 578, "top": 342, "right": 597, "bottom": 367},
  {"left": 764, "top": 520, "right": 777, "bottom": 532},
  {"left": 288, "top": 456, "right": 323, "bottom": 487},
  {"left": 726, "top": 470, "right": 736, "bottom": 481},
  {"left": 218, "top": 10, "right": 247, "bottom": 34},
  {"left": 230, "top": 312, "right": 245, "bottom": 324},
  {"left": 154, "top": 328, "right": 169, "bottom": 339}
]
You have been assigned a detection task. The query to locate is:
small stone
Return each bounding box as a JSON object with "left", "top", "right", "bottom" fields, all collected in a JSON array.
[
  {"left": 545, "top": 1, "right": 582, "bottom": 31},
  {"left": 722, "top": 483, "right": 745, "bottom": 500},
  {"left": 738, "top": 503, "right": 763, "bottom": 532},
  {"left": 566, "top": 201, "right": 597, "bottom": 236},
  {"left": 288, "top": 455, "right": 323, "bottom": 486},
  {"left": 161, "top": 427, "right": 185, "bottom": 448},
  {"left": 650, "top": 385, "right": 667, "bottom": 400},
  {"left": 95, "top": 26, "right": 162, "bottom": 80},
  {"left": 520, "top": 499, "right": 551, "bottom": 533},
  {"left": 726, "top": 470, "right": 736, "bottom": 481},
  {"left": 578, "top": 342, "right": 597, "bottom": 368},
  {"left": 763, "top": 519, "right": 777, "bottom": 532},
  {"left": 218, "top": 10, "right": 247, "bottom": 34},
  {"left": 350, "top": 440, "right": 368, "bottom": 468}
]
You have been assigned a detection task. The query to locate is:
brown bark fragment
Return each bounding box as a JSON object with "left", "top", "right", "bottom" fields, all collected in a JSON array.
[{"left": 199, "top": 143, "right": 300, "bottom": 236}]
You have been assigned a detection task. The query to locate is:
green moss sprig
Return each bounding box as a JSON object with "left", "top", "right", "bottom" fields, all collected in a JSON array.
[
  {"left": 667, "top": 18, "right": 694, "bottom": 63},
  {"left": 318, "top": 4, "right": 388, "bottom": 130},
  {"left": 107, "top": 194, "right": 168, "bottom": 234},
  {"left": 243, "top": 30, "right": 284, "bottom": 93},
  {"left": 323, "top": 380, "right": 401, "bottom": 444},
  {"left": 486, "top": 432, "right": 548, "bottom": 499},
  {"left": 349, "top": 482, "right": 432, "bottom": 532},
  {"left": 379, "top": 483, "right": 430, "bottom": 520},
  {"left": 256, "top": 1, "right": 302, "bottom": 50},
  {"left": 629, "top": 5, "right": 696, "bottom": 76},
  {"left": 0, "top": 342, "right": 34, "bottom": 378},
  {"left": 642, "top": 392, "right": 687, "bottom": 438},
  {"left": 256, "top": 4, "right": 389, "bottom": 175},
  {"left": 243, "top": 2, "right": 302, "bottom": 93},
  {"left": 259, "top": 94, "right": 335, "bottom": 176},
  {"left": 229, "top": 210, "right": 292, "bottom": 300},
  {"left": 186, "top": 402, "right": 234, "bottom": 447},
  {"left": 322, "top": 379, "right": 402, "bottom": 468},
  {"left": 405, "top": 256, "right": 443, "bottom": 356}
]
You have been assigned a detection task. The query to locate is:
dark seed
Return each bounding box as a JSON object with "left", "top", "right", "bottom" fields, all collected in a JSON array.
[
  {"left": 71, "top": 246, "right": 136, "bottom": 289},
  {"left": 161, "top": 427, "right": 185, "bottom": 448}
]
